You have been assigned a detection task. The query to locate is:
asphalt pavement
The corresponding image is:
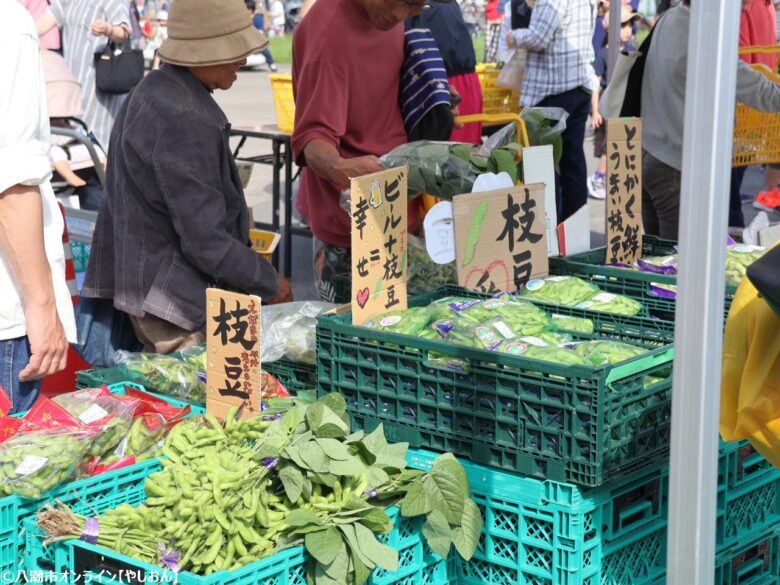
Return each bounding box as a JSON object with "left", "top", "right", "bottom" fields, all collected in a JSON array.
[{"left": 215, "top": 67, "right": 770, "bottom": 302}]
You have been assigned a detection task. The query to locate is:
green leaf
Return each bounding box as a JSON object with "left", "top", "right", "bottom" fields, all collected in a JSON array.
[
  {"left": 299, "top": 441, "right": 328, "bottom": 473},
  {"left": 451, "top": 499, "right": 482, "bottom": 561},
  {"left": 308, "top": 403, "right": 350, "bottom": 438},
  {"left": 309, "top": 471, "right": 338, "bottom": 488},
  {"left": 366, "top": 466, "right": 390, "bottom": 490},
  {"left": 284, "top": 445, "right": 309, "bottom": 469},
  {"left": 316, "top": 438, "right": 352, "bottom": 460},
  {"left": 319, "top": 393, "right": 349, "bottom": 421},
  {"left": 330, "top": 456, "right": 368, "bottom": 477},
  {"left": 400, "top": 481, "right": 433, "bottom": 517},
  {"left": 280, "top": 465, "right": 304, "bottom": 503},
  {"left": 338, "top": 524, "right": 375, "bottom": 569},
  {"left": 345, "top": 430, "right": 365, "bottom": 443},
  {"left": 429, "top": 453, "right": 468, "bottom": 524},
  {"left": 286, "top": 508, "right": 324, "bottom": 528},
  {"left": 355, "top": 507, "right": 394, "bottom": 535},
  {"left": 353, "top": 523, "right": 398, "bottom": 572},
  {"left": 422, "top": 508, "right": 453, "bottom": 559},
  {"left": 315, "top": 541, "right": 350, "bottom": 585},
  {"left": 350, "top": 549, "right": 371, "bottom": 585},
  {"left": 306, "top": 527, "right": 344, "bottom": 565},
  {"left": 361, "top": 425, "right": 408, "bottom": 470}
]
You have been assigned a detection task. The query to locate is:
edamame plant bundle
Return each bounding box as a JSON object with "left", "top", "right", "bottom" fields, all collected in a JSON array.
[{"left": 37, "top": 395, "right": 481, "bottom": 585}]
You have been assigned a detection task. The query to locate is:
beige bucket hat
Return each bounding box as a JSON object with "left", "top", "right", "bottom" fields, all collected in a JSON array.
[{"left": 158, "top": 0, "right": 269, "bottom": 67}]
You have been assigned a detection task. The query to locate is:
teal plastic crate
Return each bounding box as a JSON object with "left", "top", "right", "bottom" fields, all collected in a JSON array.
[
  {"left": 24, "top": 464, "right": 455, "bottom": 585},
  {"left": 714, "top": 529, "right": 780, "bottom": 585},
  {"left": 0, "top": 382, "right": 201, "bottom": 581},
  {"left": 263, "top": 358, "right": 317, "bottom": 394},
  {"left": 75, "top": 367, "right": 128, "bottom": 390},
  {"left": 408, "top": 441, "right": 780, "bottom": 585},
  {"left": 548, "top": 236, "right": 735, "bottom": 322},
  {"left": 317, "top": 286, "right": 675, "bottom": 487},
  {"left": 69, "top": 241, "right": 91, "bottom": 274}
]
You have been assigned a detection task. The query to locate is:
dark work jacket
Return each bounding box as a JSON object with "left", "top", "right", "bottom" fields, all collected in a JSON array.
[
  {"left": 81, "top": 64, "right": 279, "bottom": 331},
  {"left": 408, "top": 3, "right": 476, "bottom": 77}
]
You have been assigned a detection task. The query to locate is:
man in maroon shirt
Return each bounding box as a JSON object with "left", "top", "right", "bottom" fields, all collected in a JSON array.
[{"left": 292, "top": 0, "right": 431, "bottom": 303}]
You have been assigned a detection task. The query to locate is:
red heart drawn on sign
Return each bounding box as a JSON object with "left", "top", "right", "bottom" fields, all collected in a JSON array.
[{"left": 356, "top": 288, "right": 370, "bottom": 309}]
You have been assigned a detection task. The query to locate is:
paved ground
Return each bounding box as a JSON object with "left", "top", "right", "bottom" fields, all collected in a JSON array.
[{"left": 215, "top": 67, "right": 770, "bottom": 302}]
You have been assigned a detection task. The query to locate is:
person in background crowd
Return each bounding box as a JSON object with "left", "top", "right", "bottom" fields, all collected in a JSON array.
[
  {"left": 36, "top": 0, "right": 131, "bottom": 152},
  {"left": 246, "top": 0, "right": 279, "bottom": 72},
  {"left": 505, "top": 0, "right": 596, "bottom": 223},
  {"left": 81, "top": 0, "right": 292, "bottom": 354},
  {"left": 642, "top": 0, "right": 780, "bottom": 240},
  {"left": 17, "top": 0, "right": 61, "bottom": 52},
  {"left": 151, "top": 9, "right": 168, "bottom": 70},
  {"left": 588, "top": 7, "right": 640, "bottom": 200},
  {"left": 292, "top": 0, "right": 453, "bottom": 303},
  {"left": 1, "top": 0, "right": 76, "bottom": 413},
  {"left": 592, "top": 0, "right": 638, "bottom": 54},
  {"left": 485, "top": 0, "right": 503, "bottom": 62},
  {"left": 270, "top": 0, "right": 286, "bottom": 36},
  {"left": 408, "top": 1, "right": 483, "bottom": 143}
]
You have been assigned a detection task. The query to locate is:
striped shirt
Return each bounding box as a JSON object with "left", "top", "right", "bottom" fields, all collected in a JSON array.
[
  {"left": 510, "top": 0, "right": 597, "bottom": 107},
  {"left": 401, "top": 29, "right": 451, "bottom": 135},
  {"left": 48, "top": 0, "right": 129, "bottom": 150}
]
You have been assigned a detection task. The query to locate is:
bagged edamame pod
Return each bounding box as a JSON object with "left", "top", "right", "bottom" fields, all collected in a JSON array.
[
  {"left": 362, "top": 306, "right": 436, "bottom": 337},
  {"left": 0, "top": 428, "right": 91, "bottom": 499},
  {"left": 491, "top": 338, "right": 589, "bottom": 365},
  {"left": 575, "top": 292, "right": 643, "bottom": 316},
  {"left": 725, "top": 245, "right": 766, "bottom": 287},
  {"left": 569, "top": 340, "right": 648, "bottom": 366},
  {"left": 519, "top": 276, "right": 600, "bottom": 307},
  {"left": 551, "top": 314, "right": 594, "bottom": 334},
  {"left": 113, "top": 351, "right": 207, "bottom": 405}
]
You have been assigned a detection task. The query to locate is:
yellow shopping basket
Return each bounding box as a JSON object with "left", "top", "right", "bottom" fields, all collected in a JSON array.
[
  {"left": 476, "top": 63, "right": 521, "bottom": 116},
  {"left": 269, "top": 74, "right": 295, "bottom": 134},
  {"left": 733, "top": 46, "right": 780, "bottom": 167}
]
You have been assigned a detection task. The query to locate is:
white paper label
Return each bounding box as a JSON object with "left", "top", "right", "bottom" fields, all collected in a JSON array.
[
  {"left": 423, "top": 201, "right": 456, "bottom": 264},
  {"left": 521, "top": 336, "right": 548, "bottom": 347},
  {"left": 525, "top": 279, "right": 546, "bottom": 291},
  {"left": 493, "top": 320, "right": 515, "bottom": 339},
  {"left": 380, "top": 316, "right": 403, "bottom": 327},
  {"left": 593, "top": 292, "right": 617, "bottom": 303},
  {"left": 15, "top": 455, "right": 48, "bottom": 476},
  {"left": 79, "top": 404, "right": 109, "bottom": 424},
  {"left": 547, "top": 276, "right": 570, "bottom": 282}
]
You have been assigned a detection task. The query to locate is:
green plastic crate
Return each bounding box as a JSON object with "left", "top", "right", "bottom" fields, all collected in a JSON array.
[
  {"left": 0, "top": 382, "right": 202, "bottom": 581},
  {"left": 263, "top": 358, "right": 317, "bottom": 394},
  {"left": 76, "top": 367, "right": 131, "bottom": 390},
  {"left": 317, "top": 286, "right": 675, "bottom": 487},
  {"left": 714, "top": 529, "right": 780, "bottom": 585},
  {"left": 69, "top": 241, "right": 91, "bottom": 274},
  {"left": 548, "top": 236, "right": 736, "bottom": 322},
  {"left": 23, "top": 464, "right": 455, "bottom": 585}
]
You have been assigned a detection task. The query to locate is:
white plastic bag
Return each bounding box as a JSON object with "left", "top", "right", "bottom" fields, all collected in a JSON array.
[{"left": 495, "top": 49, "right": 526, "bottom": 90}]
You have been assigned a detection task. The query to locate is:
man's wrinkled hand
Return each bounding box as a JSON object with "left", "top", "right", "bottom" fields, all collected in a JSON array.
[
  {"left": 330, "top": 155, "right": 383, "bottom": 190},
  {"left": 19, "top": 303, "right": 68, "bottom": 382},
  {"left": 267, "top": 274, "right": 294, "bottom": 305}
]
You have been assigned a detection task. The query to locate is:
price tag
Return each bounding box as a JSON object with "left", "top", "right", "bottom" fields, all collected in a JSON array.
[
  {"left": 79, "top": 404, "right": 109, "bottom": 424},
  {"left": 350, "top": 166, "right": 409, "bottom": 323},
  {"left": 206, "top": 288, "right": 262, "bottom": 421},
  {"left": 16, "top": 455, "right": 48, "bottom": 476},
  {"left": 593, "top": 292, "right": 617, "bottom": 303},
  {"left": 454, "top": 184, "right": 548, "bottom": 294},
  {"left": 605, "top": 119, "right": 643, "bottom": 264},
  {"left": 493, "top": 320, "right": 515, "bottom": 339}
]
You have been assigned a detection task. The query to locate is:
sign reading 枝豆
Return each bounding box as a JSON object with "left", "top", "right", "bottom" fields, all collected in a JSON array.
[
  {"left": 606, "top": 118, "right": 643, "bottom": 264},
  {"left": 206, "top": 288, "right": 261, "bottom": 421},
  {"left": 350, "top": 166, "right": 408, "bottom": 323},
  {"left": 454, "top": 184, "right": 548, "bottom": 294}
]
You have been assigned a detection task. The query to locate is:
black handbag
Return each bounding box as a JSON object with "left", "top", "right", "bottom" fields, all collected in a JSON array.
[
  {"left": 94, "top": 34, "right": 144, "bottom": 94},
  {"left": 747, "top": 245, "right": 780, "bottom": 317}
]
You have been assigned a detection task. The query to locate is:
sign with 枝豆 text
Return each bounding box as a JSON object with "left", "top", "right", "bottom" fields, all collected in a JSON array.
[
  {"left": 351, "top": 166, "right": 408, "bottom": 323},
  {"left": 454, "top": 184, "right": 548, "bottom": 294},
  {"left": 606, "top": 118, "right": 643, "bottom": 264},
  {"left": 206, "top": 288, "right": 261, "bottom": 421}
]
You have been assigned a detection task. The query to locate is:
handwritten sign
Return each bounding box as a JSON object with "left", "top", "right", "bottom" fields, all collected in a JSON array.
[
  {"left": 454, "top": 184, "right": 548, "bottom": 294},
  {"left": 606, "top": 119, "right": 643, "bottom": 264},
  {"left": 351, "top": 166, "right": 408, "bottom": 323},
  {"left": 206, "top": 288, "right": 261, "bottom": 421}
]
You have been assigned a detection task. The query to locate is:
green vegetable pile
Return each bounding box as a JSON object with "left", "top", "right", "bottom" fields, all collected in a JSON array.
[
  {"left": 113, "top": 351, "right": 206, "bottom": 405},
  {"left": 37, "top": 395, "right": 481, "bottom": 585},
  {"left": 262, "top": 302, "right": 335, "bottom": 365},
  {"left": 0, "top": 430, "right": 90, "bottom": 499},
  {"left": 519, "top": 276, "right": 644, "bottom": 316},
  {"left": 407, "top": 235, "right": 458, "bottom": 295},
  {"left": 361, "top": 295, "right": 651, "bottom": 372}
]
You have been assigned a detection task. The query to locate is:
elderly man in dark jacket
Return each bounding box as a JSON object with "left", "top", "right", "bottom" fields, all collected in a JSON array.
[{"left": 82, "top": 0, "right": 291, "bottom": 354}]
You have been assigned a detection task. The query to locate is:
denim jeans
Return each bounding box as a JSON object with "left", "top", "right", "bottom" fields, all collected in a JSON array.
[{"left": 0, "top": 336, "right": 40, "bottom": 415}]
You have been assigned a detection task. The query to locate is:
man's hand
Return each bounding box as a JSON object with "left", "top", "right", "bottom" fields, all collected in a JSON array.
[
  {"left": 329, "top": 155, "right": 383, "bottom": 190},
  {"left": 592, "top": 110, "right": 604, "bottom": 130},
  {"left": 267, "top": 274, "right": 294, "bottom": 305},
  {"left": 19, "top": 301, "right": 68, "bottom": 382}
]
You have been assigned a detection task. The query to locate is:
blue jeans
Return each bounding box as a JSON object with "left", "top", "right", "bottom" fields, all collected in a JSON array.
[{"left": 0, "top": 337, "right": 41, "bottom": 414}]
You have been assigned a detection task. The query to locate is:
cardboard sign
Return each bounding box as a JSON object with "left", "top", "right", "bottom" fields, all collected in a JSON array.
[
  {"left": 454, "top": 184, "right": 548, "bottom": 294},
  {"left": 522, "top": 145, "right": 558, "bottom": 256},
  {"left": 606, "top": 119, "right": 643, "bottom": 264},
  {"left": 206, "top": 288, "right": 262, "bottom": 421},
  {"left": 557, "top": 204, "right": 591, "bottom": 257},
  {"left": 350, "top": 166, "right": 409, "bottom": 323}
]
